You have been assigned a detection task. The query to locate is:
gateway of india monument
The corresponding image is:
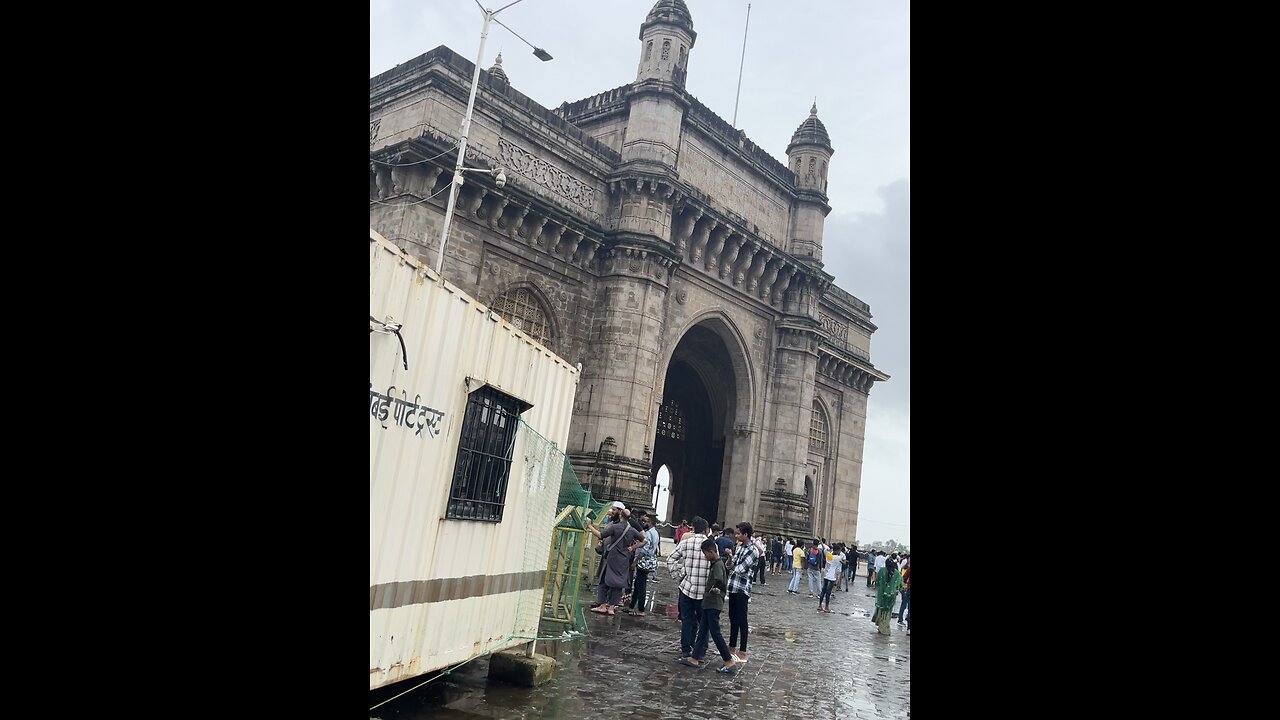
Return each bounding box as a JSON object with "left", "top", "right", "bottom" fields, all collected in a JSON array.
[{"left": 370, "top": 0, "right": 889, "bottom": 542}]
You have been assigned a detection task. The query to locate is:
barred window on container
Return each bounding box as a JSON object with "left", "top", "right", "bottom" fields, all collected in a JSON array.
[{"left": 446, "top": 386, "right": 523, "bottom": 522}]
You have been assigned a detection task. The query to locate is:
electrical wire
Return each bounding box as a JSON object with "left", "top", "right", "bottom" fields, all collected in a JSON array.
[
  {"left": 368, "top": 181, "right": 454, "bottom": 207},
  {"left": 369, "top": 316, "right": 409, "bottom": 371},
  {"left": 369, "top": 142, "right": 460, "bottom": 167}
]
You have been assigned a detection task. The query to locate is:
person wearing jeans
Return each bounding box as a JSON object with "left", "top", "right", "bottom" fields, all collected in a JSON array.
[
  {"left": 626, "top": 514, "right": 661, "bottom": 616},
  {"left": 818, "top": 546, "right": 844, "bottom": 613},
  {"left": 666, "top": 516, "right": 710, "bottom": 661},
  {"left": 727, "top": 522, "right": 760, "bottom": 663},
  {"left": 788, "top": 542, "right": 804, "bottom": 593},
  {"left": 685, "top": 538, "right": 738, "bottom": 673},
  {"left": 803, "top": 538, "right": 824, "bottom": 594},
  {"left": 897, "top": 564, "right": 910, "bottom": 624}
]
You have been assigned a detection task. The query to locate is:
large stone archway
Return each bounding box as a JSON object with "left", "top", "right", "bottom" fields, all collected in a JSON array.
[{"left": 652, "top": 316, "right": 755, "bottom": 528}]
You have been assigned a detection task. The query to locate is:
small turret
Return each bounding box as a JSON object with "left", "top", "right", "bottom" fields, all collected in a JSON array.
[
  {"left": 786, "top": 101, "right": 834, "bottom": 195},
  {"left": 786, "top": 102, "right": 835, "bottom": 263},
  {"left": 636, "top": 0, "right": 696, "bottom": 88},
  {"left": 487, "top": 53, "right": 509, "bottom": 86}
]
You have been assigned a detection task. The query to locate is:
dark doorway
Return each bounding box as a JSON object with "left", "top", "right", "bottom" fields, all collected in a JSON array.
[{"left": 651, "top": 324, "right": 738, "bottom": 527}]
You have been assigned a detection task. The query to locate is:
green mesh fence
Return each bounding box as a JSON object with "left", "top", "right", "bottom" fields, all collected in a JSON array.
[{"left": 515, "top": 417, "right": 609, "bottom": 637}]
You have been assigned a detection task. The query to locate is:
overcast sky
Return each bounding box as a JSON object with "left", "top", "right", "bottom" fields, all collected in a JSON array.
[{"left": 371, "top": 0, "right": 910, "bottom": 546}]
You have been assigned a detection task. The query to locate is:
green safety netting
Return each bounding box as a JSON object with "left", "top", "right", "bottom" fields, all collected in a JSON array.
[{"left": 516, "top": 418, "right": 610, "bottom": 637}]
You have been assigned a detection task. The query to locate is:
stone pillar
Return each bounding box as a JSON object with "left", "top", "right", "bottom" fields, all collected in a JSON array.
[
  {"left": 567, "top": 244, "right": 675, "bottom": 507},
  {"left": 717, "top": 423, "right": 759, "bottom": 528},
  {"left": 755, "top": 321, "right": 823, "bottom": 534}
]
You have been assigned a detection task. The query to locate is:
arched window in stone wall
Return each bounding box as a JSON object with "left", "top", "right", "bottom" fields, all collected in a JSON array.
[
  {"left": 645, "top": 40, "right": 653, "bottom": 62},
  {"left": 809, "top": 400, "right": 828, "bottom": 452},
  {"left": 662, "top": 40, "right": 670, "bottom": 61},
  {"left": 804, "top": 475, "right": 813, "bottom": 498},
  {"left": 808, "top": 157, "right": 817, "bottom": 180},
  {"left": 679, "top": 45, "right": 686, "bottom": 66},
  {"left": 491, "top": 286, "right": 553, "bottom": 349}
]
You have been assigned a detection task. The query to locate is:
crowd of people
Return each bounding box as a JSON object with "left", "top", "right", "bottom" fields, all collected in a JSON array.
[{"left": 585, "top": 504, "right": 911, "bottom": 674}]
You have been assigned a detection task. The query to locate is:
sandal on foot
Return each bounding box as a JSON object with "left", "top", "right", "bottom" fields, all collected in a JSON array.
[
  {"left": 679, "top": 658, "right": 701, "bottom": 668},
  {"left": 717, "top": 665, "right": 739, "bottom": 674}
]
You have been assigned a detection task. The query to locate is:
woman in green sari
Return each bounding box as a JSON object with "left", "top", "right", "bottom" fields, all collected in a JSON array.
[{"left": 871, "top": 558, "right": 903, "bottom": 635}]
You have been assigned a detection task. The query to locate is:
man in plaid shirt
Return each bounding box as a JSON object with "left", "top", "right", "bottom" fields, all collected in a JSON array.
[
  {"left": 726, "top": 522, "right": 761, "bottom": 663},
  {"left": 666, "top": 515, "right": 710, "bottom": 661}
]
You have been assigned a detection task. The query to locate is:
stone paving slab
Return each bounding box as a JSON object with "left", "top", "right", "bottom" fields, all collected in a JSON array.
[{"left": 370, "top": 565, "right": 909, "bottom": 719}]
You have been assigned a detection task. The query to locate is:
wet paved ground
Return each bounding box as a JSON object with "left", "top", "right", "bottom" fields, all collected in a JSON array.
[{"left": 370, "top": 563, "right": 909, "bottom": 719}]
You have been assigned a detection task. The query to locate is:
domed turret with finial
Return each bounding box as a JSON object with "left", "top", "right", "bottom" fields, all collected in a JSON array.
[
  {"left": 487, "top": 53, "right": 509, "bottom": 86},
  {"left": 786, "top": 100, "right": 834, "bottom": 196},
  {"left": 785, "top": 100, "right": 834, "bottom": 263},
  {"left": 635, "top": 0, "right": 696, "bottom": 87}
]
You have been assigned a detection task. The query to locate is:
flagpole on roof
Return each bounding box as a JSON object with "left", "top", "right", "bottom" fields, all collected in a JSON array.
[{"left": 732, "top": 3, "right": 751, "bottom": 128}]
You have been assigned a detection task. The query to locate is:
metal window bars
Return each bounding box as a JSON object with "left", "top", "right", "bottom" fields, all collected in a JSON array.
[{"left": 447, "top": 386, "right": 522, "bottom": 522}]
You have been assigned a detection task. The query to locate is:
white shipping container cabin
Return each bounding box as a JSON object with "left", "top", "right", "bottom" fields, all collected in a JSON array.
[{"left": 370, "top": 229, "right": 579, "bottom": 691}]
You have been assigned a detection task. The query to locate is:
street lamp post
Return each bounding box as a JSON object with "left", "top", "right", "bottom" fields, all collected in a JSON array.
[{"left": 434, "top": 0, "right": 553, "bottom": 278}]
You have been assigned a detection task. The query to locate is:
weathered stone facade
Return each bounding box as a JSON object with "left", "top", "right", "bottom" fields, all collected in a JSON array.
[{"left": 370, "top": 0, "right": 888, "bottom": 543}]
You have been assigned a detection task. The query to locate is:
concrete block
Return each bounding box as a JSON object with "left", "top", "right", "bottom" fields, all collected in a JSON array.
[{"left": 488, "top": 648, "right": 557, "bottom": 687}]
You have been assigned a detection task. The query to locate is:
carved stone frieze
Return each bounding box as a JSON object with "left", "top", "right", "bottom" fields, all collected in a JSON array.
[{"left": 498, "top": 137, "right": 595, "bottom": 210}]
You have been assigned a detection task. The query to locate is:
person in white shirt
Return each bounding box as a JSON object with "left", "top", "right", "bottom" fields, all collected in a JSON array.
[{"left": 818, "top": 545, "right": 845, "bottom": 613}]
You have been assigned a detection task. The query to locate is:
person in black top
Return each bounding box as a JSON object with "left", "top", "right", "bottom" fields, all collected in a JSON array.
[{"left": 714, "top": 525, "right": 734, "bottom": 562}]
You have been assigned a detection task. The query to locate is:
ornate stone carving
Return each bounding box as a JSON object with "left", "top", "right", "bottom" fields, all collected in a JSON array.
[
  {"left": 753, "top": 326, "right": 764, "bottom": 340},
  {"left": 675, "top": 290, "right": 688, "bottom": 305},
  {"left": 498, "top": 138, "right": 595, "bottom": 209},
  {"left": 819, "top": 313, "right": 849, "bottom": 342},
  {"left": 370, "top": 119, "right": 380, "bottom": 147}
]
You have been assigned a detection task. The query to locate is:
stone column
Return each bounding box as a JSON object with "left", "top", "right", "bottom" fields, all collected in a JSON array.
[
  {"left": 756, "top": 322, "right": 822, "bottom": 533},
  {"left": 717, "top": 423, "right": 758, "bottom": 529},
  {"left": 567, "top": 246, "right": 676, "bottom": 508}
]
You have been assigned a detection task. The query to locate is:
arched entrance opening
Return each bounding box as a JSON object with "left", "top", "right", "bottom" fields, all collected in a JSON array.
[
  {"left": 652, "top": 465, "right": 671, "bottom": 523},
  {"left": 652, "top": 322, "right": 745, "bottom": 528}
]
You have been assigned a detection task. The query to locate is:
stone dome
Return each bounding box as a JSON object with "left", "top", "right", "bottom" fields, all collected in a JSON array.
[
  {"left": 640, "top": 0, "right": 695, "bottom": 40},
  {"left": 787, "top": 102, "right": 833, "bottom": 154},
  {"left": 487, "top": 53, "right": 509, "bottom": 85}
]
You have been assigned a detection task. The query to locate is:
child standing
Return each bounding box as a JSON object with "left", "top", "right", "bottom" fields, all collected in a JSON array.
[{"left": 681, "top": 538, "right": 738, "bottom": 674}]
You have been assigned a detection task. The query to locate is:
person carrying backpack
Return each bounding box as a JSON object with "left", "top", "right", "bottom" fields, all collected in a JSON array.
[{"left": 804, "top": 539, "right": 825, "bottom": 598}]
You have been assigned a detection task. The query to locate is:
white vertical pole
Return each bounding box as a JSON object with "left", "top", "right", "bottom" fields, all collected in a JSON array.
[{"left": 435, "top": 10, "right": 494, "bottom": 278}]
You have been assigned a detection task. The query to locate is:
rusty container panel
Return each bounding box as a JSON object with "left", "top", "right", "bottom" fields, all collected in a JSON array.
[{"left": 370, "top": 229, "right": 579, "bottom": 691}]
